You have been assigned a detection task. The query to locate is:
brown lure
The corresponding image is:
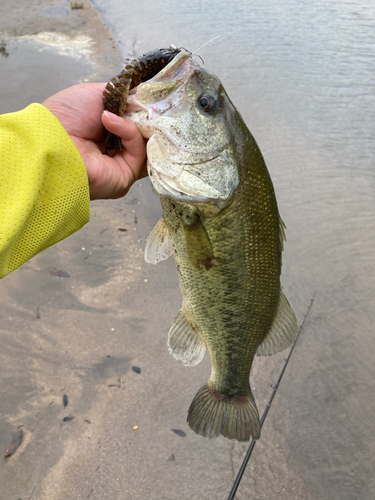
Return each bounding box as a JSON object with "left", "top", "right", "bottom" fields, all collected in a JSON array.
[{"left": 103, "top": 46, "right": 182, "bottom": 150}]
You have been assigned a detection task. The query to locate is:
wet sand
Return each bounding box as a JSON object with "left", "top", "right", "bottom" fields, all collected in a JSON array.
[{"left": 0, "top": 1, "right": 145, "bottom": 498}]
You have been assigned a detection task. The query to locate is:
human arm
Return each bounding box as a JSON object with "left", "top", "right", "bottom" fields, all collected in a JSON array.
[
  {"left": 0, "top": 83, "right": 147, "bottom": 278},
  {"left": 42, "top": 83, "right": 147, "bottom": 200}
]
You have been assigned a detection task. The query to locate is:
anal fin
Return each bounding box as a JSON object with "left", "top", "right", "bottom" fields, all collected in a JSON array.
[
  {"left": 256, "top": 290, "right": 298, "bottom": 357},
  {"left": 168, "top": 309, "right": 206, "bottom": 366}
]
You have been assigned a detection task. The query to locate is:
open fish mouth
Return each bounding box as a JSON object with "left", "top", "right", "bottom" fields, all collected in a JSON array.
[{"left": 124, "top": 50, "right": 197, "bottom": 130}]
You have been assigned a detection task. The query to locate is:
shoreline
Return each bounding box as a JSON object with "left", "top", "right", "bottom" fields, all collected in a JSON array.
[{"left": 0, "top": 0, "right": 123, "bottom": 83}]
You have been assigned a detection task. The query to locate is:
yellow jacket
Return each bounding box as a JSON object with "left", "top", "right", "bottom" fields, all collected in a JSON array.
[{"left": 0, "top": 103, "right": 90, "bottom": 278}]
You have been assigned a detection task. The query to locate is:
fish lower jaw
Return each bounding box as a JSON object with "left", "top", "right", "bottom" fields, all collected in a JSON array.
[
  {"left": 137, "top": 123, "right": 154, "bottom": 139},
  {"left": 149, "top": 169, "right": 232, "bottom": 208},
  {"left": 124, "top": 107, "right": 155, "bottom": 139}
]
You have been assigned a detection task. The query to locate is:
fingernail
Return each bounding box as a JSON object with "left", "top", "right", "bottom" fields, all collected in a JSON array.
[{"left": 103, "top": 110, "right": 122, "bottom": 123}]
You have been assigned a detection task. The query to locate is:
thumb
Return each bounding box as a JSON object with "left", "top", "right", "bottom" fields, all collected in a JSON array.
[{"left": 102, "top": 111, "right": 146, "bottom": 167}]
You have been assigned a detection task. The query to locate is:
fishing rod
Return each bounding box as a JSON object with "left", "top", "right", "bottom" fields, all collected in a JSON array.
[{"left": 226, "top": 296, "right": 315, "bottom": 500}]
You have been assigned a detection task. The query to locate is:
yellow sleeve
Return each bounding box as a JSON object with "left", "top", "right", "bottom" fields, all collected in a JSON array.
[{"left": 0, "top": 103, "right": 91, "bottom": 278}]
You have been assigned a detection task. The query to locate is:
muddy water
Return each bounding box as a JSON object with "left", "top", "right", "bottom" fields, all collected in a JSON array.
[
  {"left": 0, "top": 35, "right": 93, "bottom": 113},
  {"left": 92, "top": 0, "right": 375, "bottom": 498}
]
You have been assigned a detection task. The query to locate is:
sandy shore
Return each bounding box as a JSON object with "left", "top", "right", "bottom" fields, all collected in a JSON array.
[
  {"left": 0, "top": 2, "right": 146, "bottom": 499},
  {"left": 0, "top": 0, "right": 122, "bottom": 81}
]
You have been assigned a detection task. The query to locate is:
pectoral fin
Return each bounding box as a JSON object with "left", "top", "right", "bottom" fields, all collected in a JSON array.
[
  {"left": 256, "top": 290, "right": 298, "bottom": 357},
  {"left": 168, "top": 308, "right": 206, "bottom": 366},
  {"left": 144, "top": 217, "right": 173, "bottom": 264},
  {"left": 183, "top": 216, "right": 218, "bottom": 270}
]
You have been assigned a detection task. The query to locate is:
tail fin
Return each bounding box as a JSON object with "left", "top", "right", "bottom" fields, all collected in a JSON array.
[{"left": 187, "top": 384, "right": 260, "bottom": 442}]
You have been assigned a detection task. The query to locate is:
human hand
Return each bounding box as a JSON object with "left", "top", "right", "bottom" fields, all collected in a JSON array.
[{"left": 42, "top": 83, "right": 147, "bottom": 200}]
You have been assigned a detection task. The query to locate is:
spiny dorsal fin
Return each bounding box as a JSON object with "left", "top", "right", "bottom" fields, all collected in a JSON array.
[
  {"left": 256, "top": 290, "right": 298, "bottom": 357},
  {"left": 144, "top": 217, "right": 173, "bottom": 264},
  {"left": 168, "top": 308, "right": 206, "bottom": 366}
]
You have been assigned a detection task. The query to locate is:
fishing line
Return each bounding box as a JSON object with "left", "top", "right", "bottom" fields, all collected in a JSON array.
[
  {"left": 225, "top": 296, "right": 315, "bottom": 500},
  {"left": 192, "top": 35, "right": 221, "bottom": 61}
]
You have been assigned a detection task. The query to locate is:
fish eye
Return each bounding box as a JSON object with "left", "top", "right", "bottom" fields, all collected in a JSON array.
[{"left": 198, "top": 94, "right": 217, "bottom": 113}]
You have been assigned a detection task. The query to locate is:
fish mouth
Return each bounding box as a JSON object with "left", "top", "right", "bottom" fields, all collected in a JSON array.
[{"left": 125, "top": 49, "right": 197, "bottom": 132}]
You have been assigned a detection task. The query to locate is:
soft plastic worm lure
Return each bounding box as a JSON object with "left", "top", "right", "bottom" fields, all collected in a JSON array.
[{"left": 103, "top": 46, "right": 182, "bottom": 150}]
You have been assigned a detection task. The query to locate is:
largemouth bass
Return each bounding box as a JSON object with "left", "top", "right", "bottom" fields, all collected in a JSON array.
[{"left": 123, "top": 49, "right": 298, "bottom": 442}]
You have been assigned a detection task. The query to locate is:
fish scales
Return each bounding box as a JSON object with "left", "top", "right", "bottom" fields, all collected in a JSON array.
[
  {"left": 121, "top": 48, "right": 298, "bottom": 441},
  {"left": 161, "top": 141, "right": 280, "bottom": 418}
]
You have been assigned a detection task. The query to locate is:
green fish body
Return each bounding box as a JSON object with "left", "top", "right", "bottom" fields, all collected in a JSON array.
[{"left": 125, "top": 49, "right": 297, "bottom": 441}]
